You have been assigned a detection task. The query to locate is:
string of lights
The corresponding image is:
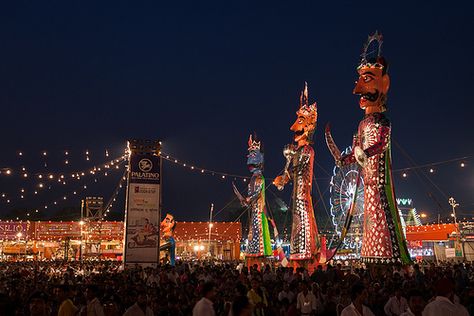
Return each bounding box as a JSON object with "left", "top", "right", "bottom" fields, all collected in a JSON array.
[
  {"left": 161, "top": 151, "right": 472, "bottom": 182},
  {"left": 101, "top": 170, "right": 128, "bottom": 219},
  {"left": 0, "top": 155, "right": 126, "bottom": 179},
  {"left": 160, "top": 152, "right": 250, "bottom": 181},
  {"left": 0, "top": 159, "right": 126, "bottom": 204},
  {"left": 2, "top": 167, "right": 125, "bottom": 221},
  {"left": 395, "top": 156, "right": 471, "bottom": 178},
  {"left": 10, "top": 148, "right": 114, "bottom": 159}
]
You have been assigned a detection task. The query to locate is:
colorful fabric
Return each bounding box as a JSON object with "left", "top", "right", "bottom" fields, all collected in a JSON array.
[
  {"left": 289, "top": 145, "right": 320, "bottom": 260},
  {"left": 342, "top": 113, "right": 410, "bottom": 264}
]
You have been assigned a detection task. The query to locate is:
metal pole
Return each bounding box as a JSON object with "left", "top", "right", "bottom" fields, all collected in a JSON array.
[
  {"left": 158, "top": 153, "right": 162, "bottom": 266},
  {"left": 449, "top": 197, "right": 464, "bottom": 260},
  {"left": 208, "top": 203, "right": 214, "bottom": 257}
]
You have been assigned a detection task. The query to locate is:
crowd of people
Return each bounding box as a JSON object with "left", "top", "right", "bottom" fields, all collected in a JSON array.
[{"left": 0, "top": 259, "right": 473, "bottom": 316}]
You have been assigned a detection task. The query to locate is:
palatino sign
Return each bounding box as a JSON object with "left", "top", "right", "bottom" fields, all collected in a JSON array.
[{"left": 124, "top": 153, "right": 161, "bottom": 266}]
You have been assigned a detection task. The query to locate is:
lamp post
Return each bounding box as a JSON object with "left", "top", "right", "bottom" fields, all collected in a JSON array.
[
  {"left": 208, "top": 203, "right": 214, "bottom": 257},
  {"left": 16, "top": 232, "right": 23, "bottom": 261},
  {"left": 449, "top": 197, "right": 464, "bottom": 260},
  {"left": 79, "top": 220, "right": 85, "bottom": 262}
]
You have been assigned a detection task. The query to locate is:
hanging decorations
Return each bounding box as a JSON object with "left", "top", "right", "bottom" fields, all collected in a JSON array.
[
  {"left": 160, "top": 152, "right": 249, "bottom": 181},
  {"left": 0, "top": 158, "right": 126, "bottom": 204},
  {"left": 0, "top": 155, "right": 126, "bottom": 180},
  {"left": 101, "top": 170, "right": 128, "bottom": 219}
]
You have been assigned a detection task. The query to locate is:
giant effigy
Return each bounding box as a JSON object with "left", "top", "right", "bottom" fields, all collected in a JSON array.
[
  {"left": 273, "top": 83, "right": 320, "bottom": 263},
  {"left": 325, "top": 32, "right": 410, "bottom": 264},
  {"left": 233, "top": 135, "right": 272, "bottom": 262},
  {"left": 160, "top": 213, "right": 176, "bottom": 266}
]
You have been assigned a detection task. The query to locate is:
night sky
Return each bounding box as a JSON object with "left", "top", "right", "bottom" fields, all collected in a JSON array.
[{"left": 0, "top": 2, "right": 473, "bottom": 226}]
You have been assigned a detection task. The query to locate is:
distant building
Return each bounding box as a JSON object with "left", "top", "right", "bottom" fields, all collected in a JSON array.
[{"left": 0, "top": 220, "right": 241, "bottom": 261}]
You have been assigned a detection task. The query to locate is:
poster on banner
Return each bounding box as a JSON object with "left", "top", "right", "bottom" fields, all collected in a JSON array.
[
  {"left": 446, "top": 248, "right": 456, "bottom": 258},
  {"left": 124, "top": 154, "right": 161, "bottom": 265}
]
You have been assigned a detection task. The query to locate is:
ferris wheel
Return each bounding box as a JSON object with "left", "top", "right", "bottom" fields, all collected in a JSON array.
[{"left": 328, "top": 147, "right": 365, "bottom": 252}]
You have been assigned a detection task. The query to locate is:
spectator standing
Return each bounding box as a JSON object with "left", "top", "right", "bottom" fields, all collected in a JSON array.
[
  {"left": 54, "top": 284, "right": 78, "bottom": 316},
  {"left": 193, "top": 282, "right": 216, "bottom": 316},
  {"left": 247, "top": 279, "right": 268, "bottom": 316},
  {"left": 278, "top": 283, "right": 295, "bottom": 304},
  {"left": 231, "top": 295, "right": 252, "bottom": 316},
  {"left": 340, "top": 283, "right": 375, "bottom": 316},
  {"left": 422, "top": 278, "right": 469, "bottom": 316},
  {"left": 29, "top": 291, "right": 51, "bottom": 316},
  {"left": 123, "top": 291, "right": 154, "bottom": 316},
  {"left": 296, "top": 281, "right": 317, "bottom": 316},
  {"left": 384, "top": 286, "right": 409, "bottom": 316},
  {"left": 84, "top": 285, "right": 105, "bottom": 316},
  {"left": 400, "top": 289, "right": 425, "bottom": 316}
]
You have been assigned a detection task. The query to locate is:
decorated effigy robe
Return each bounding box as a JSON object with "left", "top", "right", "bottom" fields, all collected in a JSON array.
[{"left": 288, "top": 145, "right": 319, "bottom": 260}]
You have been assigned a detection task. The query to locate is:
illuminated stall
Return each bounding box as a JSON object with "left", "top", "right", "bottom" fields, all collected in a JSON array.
[{"left": 172, "top": 221, "right": 241, "bottom": 261}]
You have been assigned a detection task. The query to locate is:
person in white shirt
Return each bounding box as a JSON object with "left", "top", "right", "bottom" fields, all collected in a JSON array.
[
  {"left": 296, "top": 281, "right": 317, "bottom": 315},
  {"left": 278, "top": 283, "right": 295, "bottom": 304},
  {"left": 146, "top": 271, "right": 160, "bottom": 287},
  {"left": 384, "top": 286, "right": 409, "bottom": 316},
  {"left": 193, "top": 282, "right": 216, "bottom": 316},
  {"left": 340, "top": 283, "right": 375, "bottom": 316},
  {"left": 123, "top": 291, "right": 154, "bottom": 316},
  {"left": 400, "top": 289, "right": 425, "bottom": 316},
  {"left": 84, "top": 285, "right": 105, "bottom": 316},
  {"left": 422, "top": 278, "right": 469, "bottom": 316}
]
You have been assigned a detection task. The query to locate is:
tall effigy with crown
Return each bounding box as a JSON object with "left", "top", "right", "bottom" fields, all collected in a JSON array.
[
  {"left": 326, "top": 32, "right": 410, "bottom": 264},
  {"left": 273, "top": 83, "right": 320, "bottom": 266},
  {"left": 233, "top": 135, "right": 272, "bottom": 266}
]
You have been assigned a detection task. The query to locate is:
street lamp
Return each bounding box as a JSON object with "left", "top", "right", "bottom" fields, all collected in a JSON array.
[
  {"left": 79, "top": 220, "right": 85, "bottom": 262},
  {"left": 16, "top": 232, "right": 24, "bottom": 260},
  {"left": 449, "top": 197, "right": 464, "bottom": 260},
  {"left": 208, "top": 203, "right": 214, "bottom": 257}
]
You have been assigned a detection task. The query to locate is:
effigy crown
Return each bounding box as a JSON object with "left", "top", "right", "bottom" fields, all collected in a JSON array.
[
  {"left": 357, "top": 31, "right": 388, "bottom": 73},
  {"left": 248, "top": 134, "right": 261, "bottom": 152},
  {"left": 297, "top": 82, "right": 318, "bottom": 130}
]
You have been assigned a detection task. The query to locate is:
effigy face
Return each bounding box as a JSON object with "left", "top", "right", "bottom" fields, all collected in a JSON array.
[
  {"left": 246, "top": 134, "right": 263, "bottom": 173},
  {"left": 291, "top": 83, "right": 317, "bottom": 148},
  {"left": 161, "top": 213, "right": 175, "bottom": 237},
  {"left": 354, "top": 66, "right": 390, "bottom": 113}
]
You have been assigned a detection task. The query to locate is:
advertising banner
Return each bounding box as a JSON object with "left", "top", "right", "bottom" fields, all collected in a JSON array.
[
  {"left": 35, "top": 222, "right": 81, "bottom": 240},
  {"left": 0, "top": 221, "right": 28, "bottom": 240},
  {"left": 124, "top": 154, "right": 161, "bottom": 266},
  {"left": 446, "top": 248, "right": 456, "bottom": 258}
]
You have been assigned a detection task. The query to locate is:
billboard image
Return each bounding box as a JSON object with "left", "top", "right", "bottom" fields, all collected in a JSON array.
[{"left": 124, "top": 154, "right": 161, "bottom": 265}]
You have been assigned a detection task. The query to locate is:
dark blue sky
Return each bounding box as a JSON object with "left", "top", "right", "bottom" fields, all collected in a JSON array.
[{"left": 0, "top": 1, "right": 473, "bottom": 224}]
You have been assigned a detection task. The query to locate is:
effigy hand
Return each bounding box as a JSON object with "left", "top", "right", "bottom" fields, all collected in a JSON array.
[
  {"left": 354, "top": 146, "right": 367, "bottom": 167},
  {"left": 273, "top": 175, "right": 288, "bottom": 191}
]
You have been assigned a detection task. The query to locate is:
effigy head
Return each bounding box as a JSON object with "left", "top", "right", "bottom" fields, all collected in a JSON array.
[
  {"left": 247, "top": 134, "right": 264, "bottom": 173},
  {"left": 354, "top": 31, "right": 390, "bottom": 113},
  {"left": 290, "top": 82, "right": 318, "bottom": 147},
  {"left": 161, "top": 213, "right": 176, "bottom": 235}
]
